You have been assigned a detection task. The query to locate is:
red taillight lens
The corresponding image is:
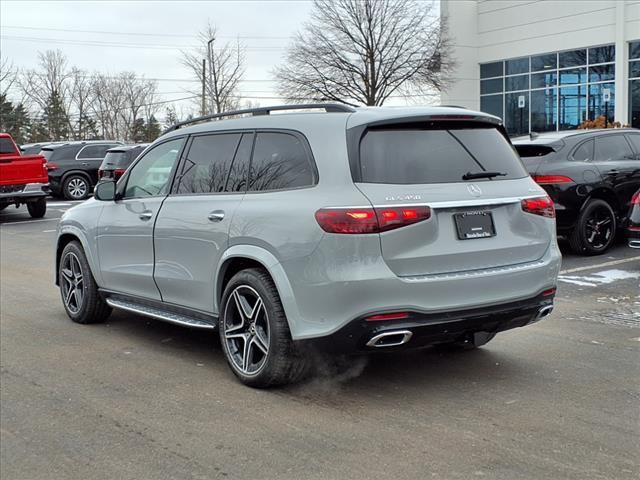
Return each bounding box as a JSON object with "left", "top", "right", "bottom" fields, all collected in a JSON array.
[
  {"left": 542, "top": 287, "right": 556, "bottom": 297},
  {"left": 521, "top": 196, "right": 555, "bottom": 218},
  {"left": 365, "top": 312, "right": 410, "bottom": 321},
  {"left": 632, "top": 191, "right": 640, "bottom": 205},
  {"left": 315, "top": 206, "right": 431, "bottom": 234},
  {"left": 114, "top": 168, "right": 127, "bottom": 177},
  {"left": 532, "top": 175, "right": 574, "bottom": 185},
  {"left": 46, "top": 162, "right": 59, "bottom": 171}
]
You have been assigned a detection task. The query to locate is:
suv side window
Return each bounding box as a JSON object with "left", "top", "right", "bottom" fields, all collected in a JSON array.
[
  {"left": 594, "top": 135, "right": 634, "bottom": 162},
  {"left": 226, "top": 133, "right": 253, "bottom": 192},
  {"left": 625, "top": 133, "right": 640, "bottom": 159},
  {"left": 176, "top": 133, "right": 241, "bottom": 194},
  {"left": 572, "top": 139, "right": 593, "bottom": 162},
  {"left": 124, "top": 138, "right": 184, "bottom": 199},
  {"left": 77, "top": 144, "right": 117, "bottom": 159},
  {"left": 247, "top": 132, "right": 315, "bottom": 192}
]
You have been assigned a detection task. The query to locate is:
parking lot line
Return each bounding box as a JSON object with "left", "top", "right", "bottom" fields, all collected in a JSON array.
[
  {"left": 0, "top": 218, "right": 60, "bottom": 225},
  {"left": 560, "top": 257, "right": 640, "bottom": 275}
]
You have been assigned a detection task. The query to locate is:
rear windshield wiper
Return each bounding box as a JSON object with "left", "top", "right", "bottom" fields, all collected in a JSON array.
[{"left": 462, "top": 171, "right": 507, "bottom": 181}]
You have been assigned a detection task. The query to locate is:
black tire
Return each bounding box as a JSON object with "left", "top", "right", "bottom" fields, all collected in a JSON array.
[
  {"left": 63, "top": 174, "right": 90, "bottom": 200},
  {"left": 219, "top": 268, "right": 309, "bottom": 388},
  {"left": 27, "top": 198, "right": 46, "bottom": 218},
  {"left": 0, "top": 205, "right": 7, "bottom": 211},
  {"left": 58, "top": 241, "right": 111, "bottom": 324},
  {"left": 569, "top": 199, "right": 616, "bottom": 256}
]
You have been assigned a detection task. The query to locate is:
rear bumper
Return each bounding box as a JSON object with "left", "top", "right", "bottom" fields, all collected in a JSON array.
[
  {"left": 627, "top": 226, "right": 640, "bottom": 248},
  {"left": 0, "top": 183, "right": 49, "bottom": 203},
  {"left": 302, "top": 290, "right": 555, "bottom": 353}
]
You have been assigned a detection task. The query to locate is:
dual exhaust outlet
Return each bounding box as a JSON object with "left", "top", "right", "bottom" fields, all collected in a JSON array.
[{"left": 366, "top": 305, "right": 554, "bottom": 348}]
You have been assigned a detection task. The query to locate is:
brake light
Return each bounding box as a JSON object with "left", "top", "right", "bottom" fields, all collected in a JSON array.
[
  {"left": 315, "top": 206, "right": 431, "bottom": 234},
  {"left": 632, "top": 191, "right": 640, "bottom": 205},
  {"left": 521, "top": 196, "right": 555, "bottom": 218},
  {"left": 46, "top": 162, "right": 59, "bottom": 171},
  {"left": 366, "top": 312, "right": 410, "bottom": 321},
  {"left": 532, "top": 175, "right": 573, "bottom": 185},
  {"left": 114, "top": 168, "right": 126, "bottom": 178},
  {"left": 542, "top": 287, "right": 556, "bottom": 297}
]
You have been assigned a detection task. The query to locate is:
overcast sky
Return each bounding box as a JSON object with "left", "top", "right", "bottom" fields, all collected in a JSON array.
[
  {"left": 1, "top": 0, "right": 319, "bottom": 116},
  {"left": 1, "top": 0, "right": 439, "bottom": 117}
]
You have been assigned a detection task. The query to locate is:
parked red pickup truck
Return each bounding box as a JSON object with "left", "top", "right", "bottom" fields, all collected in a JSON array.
[{"left": 0, "top": 133, "right": 49, "bottom": 218}]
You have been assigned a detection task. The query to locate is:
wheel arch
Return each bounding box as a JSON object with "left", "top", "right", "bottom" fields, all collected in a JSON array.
[
  {"left": 62, "top": 170, "right": 93, "bottom": 190},
  {"left": 55, "top": 227, "right": 101, "bottom": 286},
  {"left": 215, "top": 246, "right": 303, "bottom": 338},
  {"left": 585, "top": 188, "right": 621, "bottom": 216}
]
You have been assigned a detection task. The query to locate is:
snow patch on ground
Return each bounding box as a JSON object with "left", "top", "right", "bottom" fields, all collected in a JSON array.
[{"left": 558, "top": 269, "right": 640, "bottom": 287}]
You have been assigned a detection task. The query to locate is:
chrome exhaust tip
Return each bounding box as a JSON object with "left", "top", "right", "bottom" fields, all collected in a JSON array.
[
  {"left": 366, "top": 330, "right": 413, "bottom": 348},
  {"left": 629, "top": 239, "right": 640, "bottom": 249},
  {"left": 531, "top": 305, "right": 554, "bottom": 323}
]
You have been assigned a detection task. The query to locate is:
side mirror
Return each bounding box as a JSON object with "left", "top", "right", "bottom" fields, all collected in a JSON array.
[{"left": 94, "top": 180, "right": 116, "bottom": 201}]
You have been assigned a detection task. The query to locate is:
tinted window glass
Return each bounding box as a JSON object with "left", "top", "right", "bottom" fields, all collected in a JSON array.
[
  {"left": 41, "top": 149, "right": 54, "bottom": 161},
  {"left": 480, "top": 62, "right": 503, "bottom": 79},
  {"left": 505, "top": 74, "right": 529, "bottom": 92},
  {"left": 505, "top": 58, "right": 529, "bottom": 75},
  {"left": 631, "top": 41, "right": 640, "bottom": 60},
  {"left": 359, "top": 127, "right": 527, "bottom": 184},
  {"left": 559, "top": 68, "right": 586, "bottom": 85},
  {"left": 531, "top": 88, "right": 557, "bottom": 132},
  {"left": 572, "top": 139, "right": 593, "bottom": 162},
  {"left": 514, "top": 145, "right": 555, "bottom": 158},
  {"left": 480, "top": 94, "right": 503, "bottom": 120},
  {"left": 531, "top": 72, "right": 557, "bottom": 89},
  {"left": 480, "top": 78, "right": 502, "bottom": 95},
  {"left": 78, "top": 144, "right": 116, "bottom": 159},
  {"left": 226, "top": 133, "right": 253, "bottom": 192},
  {"left": 589, "top": 64, "right": 615, "bottom": 82},
  {"left": 595, "top": 136, "right": 634, "bottom": 162},
  {"left": 559, "top": 49, "right": 586, "bottom": 68},
  {"left": 124, "top": 138, "right": 184, "bottom": 198},
  {"left": 588, "top": 45, "right": 615, "bottom": 64},
  {"left": 531, "top": 53, "right": 557, "bottom": 72},
  {"left": 176, "top": 133, "right": 241, "bottom": 194},
  {"left": 248, "top": 132, "right": 314, "bottom": 191},
  {"left": 505, "top": 92, "right": 529, "bottom": 136},
  {"left": 0, "top": 138, "right": 15, "bottom": 154},
  {"left": 102, "top": 152, "right": 129, "bottom": 168},
  {"left": 626, "top": 134, "right": 640, "bottom": 154},
  {"left": 630, "top": 61, "right": 640, "bottom": 79}
]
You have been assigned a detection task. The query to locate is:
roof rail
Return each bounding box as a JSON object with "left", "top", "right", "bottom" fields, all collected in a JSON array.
[{"left": 164, "top": 103, "right": 357, "bottom": 134}]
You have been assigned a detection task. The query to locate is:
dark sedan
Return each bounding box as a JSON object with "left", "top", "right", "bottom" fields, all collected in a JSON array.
[{"left": 513, "top": 128, "right": 640, "bottom": 255}]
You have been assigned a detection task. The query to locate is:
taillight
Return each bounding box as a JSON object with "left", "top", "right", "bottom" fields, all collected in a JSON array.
[
  {"left": 114, "top": 168, "right": 127, "bottom": 179},
  {"left": 542, "top": 287, "right": 556, "bottom": 297},
  {"left": 46, "top": 162, "right": 59, "bottom": 171},
  {"left": 521, "top": 196, "right": 555, "bottom": 218},
  {"left": 98, "top": 170, "right": 104, "bottom": 178},
  {"left": 315, "top": 206, "right": 431, "bottom": 234},
  {"left": 632, "top": 191, "right": 640, "bottom": 205},
  {"left": 532, "top": 175, "right": 573, "bottom": 185}
]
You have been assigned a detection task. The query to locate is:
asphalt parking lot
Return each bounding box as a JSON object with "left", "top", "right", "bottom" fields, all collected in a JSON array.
[{"left": 1, "top": 199, "right": 639, "bottom": 480}]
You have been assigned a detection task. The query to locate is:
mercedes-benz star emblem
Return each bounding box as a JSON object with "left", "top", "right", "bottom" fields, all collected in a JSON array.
[{"left": 467, "top": 184, "right": 482, "bottom": 197}]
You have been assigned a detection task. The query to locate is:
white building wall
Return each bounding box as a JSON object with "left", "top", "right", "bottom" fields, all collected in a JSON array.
[{"left": 442, "top": 0, "right": 640, "bottom": 125}]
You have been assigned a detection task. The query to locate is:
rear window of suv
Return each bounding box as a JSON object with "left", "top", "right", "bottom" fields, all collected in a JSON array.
[{"left": 359, "top": 126, "right": 528, "bottom": 184}]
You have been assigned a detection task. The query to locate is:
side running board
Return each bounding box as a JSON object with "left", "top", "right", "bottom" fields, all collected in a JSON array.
[{"left": 105, "top": 298, "right": 216, "bottom": 329}]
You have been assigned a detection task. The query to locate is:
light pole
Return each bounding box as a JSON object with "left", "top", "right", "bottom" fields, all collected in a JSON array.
[{"left": 207, "top": 37, "right": 215, "bottom": 114}]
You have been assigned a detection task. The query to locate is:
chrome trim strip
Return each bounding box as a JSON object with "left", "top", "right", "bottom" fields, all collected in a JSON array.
[
  {"left": 402, "top": 259, "right": 547, "bottom": 282},
  {"left": 106, "top": 298, "right": 216, "bottom": 329},
  {"left": 321, "top": 195, "right": 544, "bottom": 211}
]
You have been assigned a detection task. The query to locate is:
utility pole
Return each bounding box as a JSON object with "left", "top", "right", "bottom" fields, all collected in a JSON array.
[
  {"left": 201, "top": 58, "right": 206, "bottom": 116},
  {"left": 207, "top": 37, "right": 215, "bottom": 113}
]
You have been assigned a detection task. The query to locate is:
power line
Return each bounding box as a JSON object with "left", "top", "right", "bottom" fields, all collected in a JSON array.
[
  {"left": 20, "top": 71, "right": 277, "bottom": 83},
  {"left": 1, "top": 25, "right": 292, "bottom": 40},
  {"left": 1, "top": 34, "right": 287, "bottom": 51}
]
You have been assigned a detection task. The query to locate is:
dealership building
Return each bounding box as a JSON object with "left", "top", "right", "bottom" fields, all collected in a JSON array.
[{"left": 440, "top": 0, "right": 640, "bottom": 135}]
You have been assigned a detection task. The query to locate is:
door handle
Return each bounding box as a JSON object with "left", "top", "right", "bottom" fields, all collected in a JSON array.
[
  {"left": 606, "top": 169, "right": 619, "bottom": 174},
  {"left": 139, "top": 211, "right": 153, "bottom": 221},
  {"left": 207, "top": 210, "right": 225, "bottom": 222},
  {"left": 81, "top": 162, "right": 90, "bottom": 166}
]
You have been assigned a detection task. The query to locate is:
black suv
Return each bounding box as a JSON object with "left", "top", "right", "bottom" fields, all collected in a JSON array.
[
  {"left": 513, "top": 129, "right": 640, "bottom": 255},
  {"left": 42, "top": 141, "right": 122, "bottom": 199},
  {"left": 98, "top": 144, "right": 148, "bottom": 181}
]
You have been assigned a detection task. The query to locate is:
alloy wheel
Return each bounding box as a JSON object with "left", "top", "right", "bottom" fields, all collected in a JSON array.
[
  {"left": 67, "top": 178, "right": 88, "bottom": 199},
  {"left": 61, "top": 252, "right": 84, "bottom": 314},
  {"left": 584, "top": 205, "right": 613, "bottom": 249},
  {"left": 223, "top": 285, "right": 270, "bottom": 376}
]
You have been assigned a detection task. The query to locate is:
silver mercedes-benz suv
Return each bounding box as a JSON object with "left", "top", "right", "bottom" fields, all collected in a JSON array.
[{"left": 55, "top": 104, "right": 561, "bottom": 387}]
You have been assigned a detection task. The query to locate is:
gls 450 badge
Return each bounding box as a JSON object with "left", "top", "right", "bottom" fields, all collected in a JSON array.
[{"left": 385, "top": 194, "right": 422, "bottom": 202}]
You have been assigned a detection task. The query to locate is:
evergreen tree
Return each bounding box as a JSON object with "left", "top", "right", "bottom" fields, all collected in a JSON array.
[
  {"left": 42, "top": 91, "right": 70, "bottom": 140},
  {"left": 144, "top": 115, "right": 161, "bottom": 142}
]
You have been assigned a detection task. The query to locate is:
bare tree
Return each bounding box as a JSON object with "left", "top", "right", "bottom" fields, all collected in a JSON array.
[
  {"left": 181, "top": 23, "right": 245, "bottom": 114},
  {"left": 68, "top": 68, "right": 96, "bottom": 139},
  {"left": 275, "top": 0, "right": 454, "bottom": 106},
  {"left": 0, "top": 56, "right": 17, "bottom": 97}
]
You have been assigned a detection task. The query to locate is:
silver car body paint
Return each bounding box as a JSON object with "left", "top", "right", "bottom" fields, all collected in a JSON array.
[{"left": 56, "top": 106, "right": 561, "bottom": 340}]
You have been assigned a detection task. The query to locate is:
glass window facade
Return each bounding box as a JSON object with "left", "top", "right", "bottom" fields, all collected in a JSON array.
[
  {"left": 479, "top": 43, "right": 617, "bottom": 135},
  {"left": 630, "top": 41, "right": 640, "bottom": 129}
]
